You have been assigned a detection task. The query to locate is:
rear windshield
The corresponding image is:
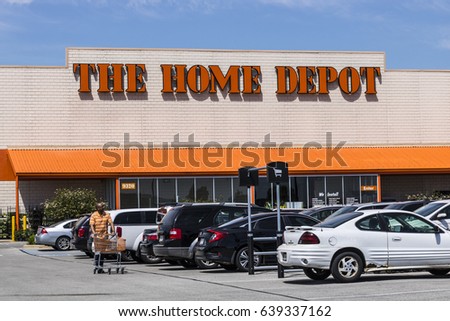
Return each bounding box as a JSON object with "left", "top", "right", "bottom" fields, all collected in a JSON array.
[
  {"left": 415, "top": 202, "right": 446, "bottom": 216},
  {"left": 316, "top": 212, "right": 363, "bottom": 228},
  {"left": 330, "top": 205, "right": 358, "bottom": 216},
  {"left": 74, "top": 215, "right": 90, "bottom": 228},
  {"left": 175, "top": 207, "right": 215, "bottom": 227}
]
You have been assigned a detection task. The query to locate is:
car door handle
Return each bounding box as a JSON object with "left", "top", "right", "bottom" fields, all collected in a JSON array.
[{"left": 392, "top": 237, "right": 402, "bottom": 241}]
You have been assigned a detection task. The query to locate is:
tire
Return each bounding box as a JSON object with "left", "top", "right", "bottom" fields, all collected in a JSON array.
[
  {"left": 221, "top": 264, "right": 238, "bottom": 271},
  {"left": 54, "top": 236, "right": 71, "bottom": 251},
  {"left": 428, "top": 269, "right": 450, "bottom": 276},
  {"left": 303, "top": 268, "right": 331, "bottom": 281},
  {"left": 331, "top": 252, "right": 364, "bottom": 283},
  {"left": 179, "top": 259, "right": 198, "bottom": 269},
  {"left": 195, "top": 258, "right": 219, "bottom": 269},
  {"left": 140, "top": 254, "right": 163, "bottom": 264},
  {"left": 235, "top": 247, "right": 260, "bottom": 272}
]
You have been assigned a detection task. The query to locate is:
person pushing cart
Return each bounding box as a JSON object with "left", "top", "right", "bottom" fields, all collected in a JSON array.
[{"left": 90, "top": 202, "right": 115, "bottom": 273}]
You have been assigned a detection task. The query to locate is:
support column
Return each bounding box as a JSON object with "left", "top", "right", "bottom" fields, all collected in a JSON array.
[{"left": 15, "top": 176, "right": 19, "bottom": 230}]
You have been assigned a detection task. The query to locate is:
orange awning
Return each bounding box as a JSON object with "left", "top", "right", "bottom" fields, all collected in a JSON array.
[{"left": 6, "top": 146, "right": 450, "bottom": 178}]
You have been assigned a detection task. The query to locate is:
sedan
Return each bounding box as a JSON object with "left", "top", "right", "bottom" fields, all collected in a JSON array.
[
  {"left": 278, "top": 210, "right": 450, "bottom": 283},
  {"left": 35, "top": 219, "right": 78, "bottom": 251},
  {"left": 195, "top": 212, "right": 319, "bottom": 272}
]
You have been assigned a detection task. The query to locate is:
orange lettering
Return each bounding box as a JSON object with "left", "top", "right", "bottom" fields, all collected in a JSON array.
[
  {"left": 73, "top": 63, "right": 96, "bottom": 93},
  {"left": 242, "top": 66, "right": 261, "bottom": 94},
  {"left": 317, "top": 67, "right": 338, "bottom": 94},
  {"left": 360, "top": 67, "right": 380, "bottom": 94},
  {"left": 275, "top": 66, "right": 297, "bottom": 94},
  {"left": 209, "top": 65, "right": 240, "bottom": 94},
  {"left": 339, "top": 67, "right": 360, "bottom": 94},
  {"left": 126, "top": 64, "right": 146, "bottom": 93}
]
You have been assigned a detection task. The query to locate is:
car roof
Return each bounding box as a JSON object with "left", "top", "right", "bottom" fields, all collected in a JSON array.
[
  {"left": 219, "top": 211, "right": 319, "bottom": 227},
  {"left": 107, "top": 208, "right": 159, "bottom": 214}
]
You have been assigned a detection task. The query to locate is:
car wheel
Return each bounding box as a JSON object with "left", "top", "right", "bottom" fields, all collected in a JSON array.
[
  {"left": 194, "top": 258, "right": 219, "bottom": 269},
  {"left": 140, "top": 254, "right": 163, "bottom": 264},
  {"left": 220, "top": 264, "right": 238, "bottom": 271},
  {"left": 303, "top": 268, "right": 331, "bottom": 280},
  {"left": 179, "top": 259, "right": 198, "bottom": 269},
  {"left": 331, "top": 252, "right": 363, "bottom": 283},
  {"left": 428, "top": 269, "right": 450, "bottom": 276},
  {"left": 54, "top": 236, "right": 71, "bottom": 251},
  {"left": 235, "top": 246, "right": 260, "bottom": 272}
]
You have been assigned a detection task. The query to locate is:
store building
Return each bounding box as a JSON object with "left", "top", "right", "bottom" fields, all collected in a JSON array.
[{"left": 2, "top": 48, "right": 450, "bottom": 214}]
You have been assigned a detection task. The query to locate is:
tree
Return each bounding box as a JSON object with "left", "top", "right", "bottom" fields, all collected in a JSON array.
[{"left": 44, "top": 188, "right": 98, "bottom": 222}]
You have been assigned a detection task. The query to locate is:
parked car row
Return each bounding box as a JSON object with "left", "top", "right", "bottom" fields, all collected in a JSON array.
[{"left": 33, "top": 199, "right": 450, "bottom": 283}]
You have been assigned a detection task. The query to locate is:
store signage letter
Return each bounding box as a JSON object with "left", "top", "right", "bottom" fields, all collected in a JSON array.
[
  {"left": 275, "top": 66, "right": 381, "bottom": 95},
  {"left": 73, "top": 63, "right": 147, "bottom": 93}
]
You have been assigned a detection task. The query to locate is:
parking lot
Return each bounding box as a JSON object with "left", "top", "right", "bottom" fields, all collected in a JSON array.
[{"left": 1, "top": 242, "right": 450, "bottom": 301}]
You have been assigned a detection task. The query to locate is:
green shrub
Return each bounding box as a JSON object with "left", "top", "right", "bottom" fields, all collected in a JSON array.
[
  {"left": 44, "top": 187, "right": 99, "bottom": 222},
  {"left": 15, "top": 229, "right": 34, "bottom": 242}
]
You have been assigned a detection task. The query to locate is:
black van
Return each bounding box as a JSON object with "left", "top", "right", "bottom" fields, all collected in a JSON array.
[{"left": 153, "top": 203, "right": 271, "bottom": 268}]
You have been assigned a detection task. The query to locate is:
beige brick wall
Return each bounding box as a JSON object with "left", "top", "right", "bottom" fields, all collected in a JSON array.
[{"left": 5, "top": 48, "right": 440, "bottom": 149}]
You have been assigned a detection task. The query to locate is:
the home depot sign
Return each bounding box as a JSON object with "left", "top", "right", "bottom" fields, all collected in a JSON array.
[{"left": 73, "top": 63, "right": 381, "bottom": 96}]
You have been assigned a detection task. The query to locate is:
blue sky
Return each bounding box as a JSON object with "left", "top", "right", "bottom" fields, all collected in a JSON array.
[{"left": 1, "top": 0, "right": 450, "bottom": 69}]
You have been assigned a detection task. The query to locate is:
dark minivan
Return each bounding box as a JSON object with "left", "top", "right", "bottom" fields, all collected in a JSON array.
[{"left": 153, "top": 203, "right": 272, "bottom": 268}]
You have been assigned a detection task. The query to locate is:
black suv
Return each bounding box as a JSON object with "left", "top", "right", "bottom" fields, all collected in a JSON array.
[
  {"left": 71, "top": 214, "right": 93, "bottom": 257},
  {"left": 153, "top": 203, "right": 271, "bottom": 268}
]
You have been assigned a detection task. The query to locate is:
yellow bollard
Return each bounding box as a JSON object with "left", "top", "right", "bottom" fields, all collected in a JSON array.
[
  {"left": 22, "top": 215, "right": 27, "bottom": 231},
  {"left": 11, "top": 216, "right": 15, "bottom": 241}
]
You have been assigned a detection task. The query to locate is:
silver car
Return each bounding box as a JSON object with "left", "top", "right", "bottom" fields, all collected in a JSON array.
[{"left": 35, "top": 219, "right": 78, "bottom": 251}]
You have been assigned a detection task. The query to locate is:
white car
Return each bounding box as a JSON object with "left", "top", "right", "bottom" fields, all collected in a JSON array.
[
  {"left": 415, "top": 200, "right": 450, "bottom": 228},
  {"left": 277, "top": 209, "right": 450, "bottom": 283},
  {"left": 108, "top": 208, "right": 159, "bottom": 260}
]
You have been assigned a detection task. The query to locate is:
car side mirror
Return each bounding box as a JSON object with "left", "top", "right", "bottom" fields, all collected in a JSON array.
[{"left": 436, "top": 212, "right": 447, "bottom": 219}]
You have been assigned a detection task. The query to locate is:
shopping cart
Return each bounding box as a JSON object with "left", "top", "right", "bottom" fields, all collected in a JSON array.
[{"left": 92, "top": 234, "right": 126, "bottom": 274}]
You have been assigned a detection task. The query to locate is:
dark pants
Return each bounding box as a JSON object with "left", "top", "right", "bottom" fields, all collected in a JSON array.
[{"left": 94, "top": 253, "right": 104, "bottom": 269}]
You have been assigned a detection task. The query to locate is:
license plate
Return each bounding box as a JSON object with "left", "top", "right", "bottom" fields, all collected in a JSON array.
[
  {"left": 159, "top": 235, "right": 164, "bottom": 242},
  {"left": 199, "top": 238, "right": 206, "bottom": 246}
]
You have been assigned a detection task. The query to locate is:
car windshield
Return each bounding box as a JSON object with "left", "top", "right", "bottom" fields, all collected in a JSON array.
[
  {"left": 415, "top": 202, "right": 446, "bottom": 217},
  {"left": 316, "top": 212, "right": 363, "bottom": 228},
  {"left": 329, "top": 205, "right": 358, "bottom": 216}
]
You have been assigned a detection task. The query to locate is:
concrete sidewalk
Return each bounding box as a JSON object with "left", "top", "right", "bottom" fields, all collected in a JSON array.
[{"left": 0, "top": 239, "right": 48, "bottom": 249}]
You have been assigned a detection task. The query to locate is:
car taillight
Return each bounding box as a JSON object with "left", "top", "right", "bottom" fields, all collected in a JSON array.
[
  {"left": 299, "top": 232, "right": 320, "bottom": 244},
  {"left": 169, "top": 228, "right": 182, "bottom": 240},
  {"left": 208, "top": 229, "right": 227, "bottom": 243},
  {"left": 41, "top": 228, "right": 47, "bottom": 234},
  {"left": 116, "top": 226, "right": 122, "bottom": 238},
  {"left": 144, "top": 233, "right": 158, "bottom": 241},
  {"left": 78, "top": 227, "right": 86, "bottom": 238}
]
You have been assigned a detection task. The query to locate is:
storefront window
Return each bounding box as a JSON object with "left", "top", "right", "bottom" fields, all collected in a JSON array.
[
  {"left": 120, "top": 178, "right": 138, "bottom": 209},
  {"left": 344, "top": 176, "right": 360, "bottom": 204},
  {"left": 196, "top": 178, "right": 213, "bottom": 202},
  {"left": 309, "top": 176, "right": 325, "bottom": 206},
  {"left": 255, "top": 177, "right": 271, "bottom": 207},
  {"left": 177, "top": 178, "right": 195, "bottom": 202},
  {"left": 139, "top": 179, "right": 157, "bottom": 208},
  {"left": 326, "top": 176, "right": 343, "bottom": 205},
  {"left": 158, "top": 178, "right": 176, "bottom": 206},
  {"left": 214, "top": 178, "right": 232, "bottom": 202},
  {"left": 232, "top": 178, "right": 247, "bottom": 203},
  {"left": 290, "top": 177, "right": 307, "bottom": 209},
  {"left": 361, "top": 176, "right": 378, "bottom": 203}
]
